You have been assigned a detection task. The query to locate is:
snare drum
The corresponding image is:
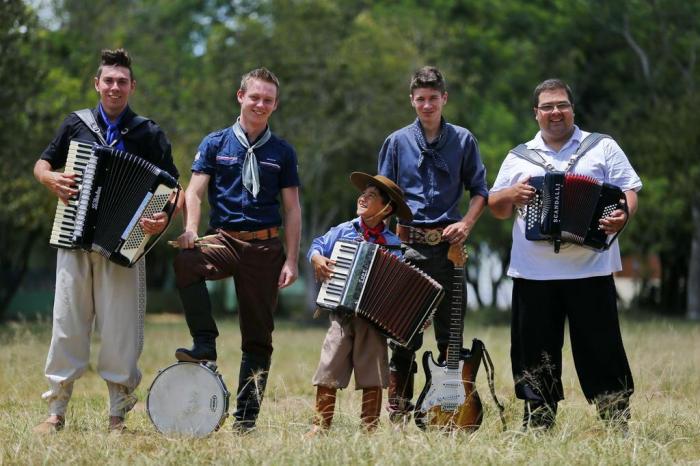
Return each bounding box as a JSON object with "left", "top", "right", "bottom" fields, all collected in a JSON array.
[{"left": 147, "top": 361, "right": 230, "bottom": 437}]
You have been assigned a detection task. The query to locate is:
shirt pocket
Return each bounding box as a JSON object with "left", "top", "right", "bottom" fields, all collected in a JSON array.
[
  {"left": 215, "top": 155, "right": 239, "bottom": 166},
  {"left": 259, "top": 161, "right": 281, "bottom": 191}
]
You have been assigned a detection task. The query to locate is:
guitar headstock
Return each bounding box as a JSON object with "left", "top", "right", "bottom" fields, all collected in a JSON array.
[{"left": 447, "top": 243, "right": 468, "bottom": 267}]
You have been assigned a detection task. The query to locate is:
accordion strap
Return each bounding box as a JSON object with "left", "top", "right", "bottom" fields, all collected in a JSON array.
[
  {"left": 74, "top": 109, "right": 107, "bottom": 145},
  {"left": 509, "top": 132, "right": 611, "bottom": 173},
  {"left": 73, "top": 109, "right": 151, "bottom": 147}
]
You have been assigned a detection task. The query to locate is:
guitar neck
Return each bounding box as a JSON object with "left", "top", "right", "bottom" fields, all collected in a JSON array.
[{"left": 446, "top": 243, "right": 466, "bottom": 370}]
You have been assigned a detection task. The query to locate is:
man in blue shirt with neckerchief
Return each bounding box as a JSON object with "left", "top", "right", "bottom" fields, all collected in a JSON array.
[
  {"left": 172, "top": 68, "right": 301, "bottom": 433},
  {"left": 378, "top": 66, "right": 488, "bottom": 424}
]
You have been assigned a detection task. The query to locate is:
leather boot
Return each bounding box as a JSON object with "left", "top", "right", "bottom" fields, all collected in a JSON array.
[
  {"left": 232, "top": 352, "right": 270, "bottom": 433},
  {"left": 387, "top": 369, "right": 415, "bottom": 423},
  {"left": 361, "top": 387, "right": 382, "bottom": 432},
  {"left": 174, "top": 282, "right": 218, "bottom": 362},
  {"left": 305, "top": 386, "right": 336, "bottom": 438},
  {"left": 522, "top": 400, "right": 558, "bottom": 431}
]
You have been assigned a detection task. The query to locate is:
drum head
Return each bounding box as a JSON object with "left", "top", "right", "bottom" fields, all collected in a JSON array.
[{"left": 147, "top": 362, "right": 229, "bottom": 437}]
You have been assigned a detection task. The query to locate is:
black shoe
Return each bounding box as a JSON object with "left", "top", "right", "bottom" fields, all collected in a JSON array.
[
  {"left": 231, "top": 419, "right": 256, "bottom": 435},
  {"left": 596, "top": 394, "right": 630, "bottom": 432},
  {"left": 175, "top": 344, "right": 217, "bottom": 362},
  {"left": 522, "top": 400, "right": 557, "bottom": 431}
]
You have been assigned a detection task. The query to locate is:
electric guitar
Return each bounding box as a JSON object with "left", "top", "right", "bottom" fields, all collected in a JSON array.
[{"left": 414, "top": 243, "right": 484, "bottom": 431}]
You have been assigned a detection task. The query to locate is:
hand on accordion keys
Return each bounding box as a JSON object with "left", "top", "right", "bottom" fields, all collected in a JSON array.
[
  {"left": 598, "top": 198, "right": 628, "bottom": 235},
  {"left": 139, "top": 211, "right": 169, "bottom": 235},
  {"left": 311, "top": 254, "right": 336, "bottom": 283},
  {"left": 44, "top": 170, "right": 79, "bottom": 206},
  {"left": 511, "top": 176, "right": 536, "bottom": 210}
]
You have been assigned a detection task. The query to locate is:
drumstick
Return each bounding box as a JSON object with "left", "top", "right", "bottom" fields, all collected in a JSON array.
[{"left": 167, "top": 237, "right": 226, "bottom": 249}]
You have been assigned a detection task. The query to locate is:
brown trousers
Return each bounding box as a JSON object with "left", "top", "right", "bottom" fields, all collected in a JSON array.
[{"left": 173, "top": 230, "right": 285, "bottom": 357}]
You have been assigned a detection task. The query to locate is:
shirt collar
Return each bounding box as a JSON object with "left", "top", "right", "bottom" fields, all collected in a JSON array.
[
  {"left": 96, "top": 104, "right": 133, "bottom": 127},
  {"left": 353, "top": 217, "right": 389, "bottom": 233},
  {"left": 528, "top": 125, "right": 583, "bottom": 153}
]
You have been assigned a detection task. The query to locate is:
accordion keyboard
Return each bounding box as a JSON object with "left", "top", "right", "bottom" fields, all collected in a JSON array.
[
  {"left": 49, "top": 141, "right": 94, "bottom": 249},
  {"left": 315, "top": 240, "right": 359, "bottom": 309}
]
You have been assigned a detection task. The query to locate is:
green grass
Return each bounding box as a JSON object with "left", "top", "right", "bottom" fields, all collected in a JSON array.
[{"left": 1, "top": 315, "right": 698, "bottom": 465}]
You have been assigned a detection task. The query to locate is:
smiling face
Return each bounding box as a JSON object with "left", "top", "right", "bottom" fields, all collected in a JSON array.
[
  {"left": 94, "top": 65, "right": 135, "bottom": 119},
  {"left": 410, "top": 87, "right": 447, "bottom": 128},
  {"left": 534, "top": 88, "right": 575, "bottom": 148},
  {"left": 356, "top": 186, "right": 392, "bottom": 227},
  {"left": 237, "top": 78, "right": 278, "bottom": 131}
]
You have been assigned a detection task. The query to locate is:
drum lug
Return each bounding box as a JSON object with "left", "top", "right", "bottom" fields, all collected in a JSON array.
[{"left": 203, "top": 361, "right": 218, "bottom": 372}]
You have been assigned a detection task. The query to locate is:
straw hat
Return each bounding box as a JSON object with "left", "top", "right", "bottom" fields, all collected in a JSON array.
[{"left": 349, "top": 172, "right": 413, "bottom": 221}]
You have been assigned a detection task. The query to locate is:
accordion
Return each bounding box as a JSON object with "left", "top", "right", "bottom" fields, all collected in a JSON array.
[
  {"left": 49, "top": 140, "right": 179, "bottom": 267},
  {"left": 316, "top": 240, "right": 444, "bottom": 346},
  {"left": 525, "top": 171, "right": 627, "bottom": 252}
]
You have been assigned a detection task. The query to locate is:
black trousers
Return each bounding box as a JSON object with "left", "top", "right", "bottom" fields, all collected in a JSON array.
[{"left": 511, "top": 275, "right": 634, "bottom": 404}]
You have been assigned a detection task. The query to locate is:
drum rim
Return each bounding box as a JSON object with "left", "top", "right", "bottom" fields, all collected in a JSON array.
[{"left": 146, "top": 361, "right": 230, "bottom": 437}]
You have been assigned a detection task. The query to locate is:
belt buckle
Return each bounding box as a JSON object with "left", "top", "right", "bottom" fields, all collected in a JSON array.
[{"left": 424, "top": 229, "right": 441, "bottom": 245}]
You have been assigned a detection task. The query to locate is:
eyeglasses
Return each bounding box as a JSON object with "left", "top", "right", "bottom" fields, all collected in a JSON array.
[{"left": 536, "top": 102, "right": 572, "bottom": 113}]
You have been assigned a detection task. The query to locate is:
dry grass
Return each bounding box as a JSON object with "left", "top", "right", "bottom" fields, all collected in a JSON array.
[{"left": 0, "top": 314, "right": 698, "bottom": 465}]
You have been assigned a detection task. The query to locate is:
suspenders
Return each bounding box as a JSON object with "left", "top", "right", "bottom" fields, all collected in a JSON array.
[{"left": 509, "top": 132, "right": 611, "bottom": 173}]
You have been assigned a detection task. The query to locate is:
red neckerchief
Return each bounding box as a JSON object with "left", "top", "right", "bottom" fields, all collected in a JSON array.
[{"left": 360, "top": 218, "right": 386, "bottom": 245}]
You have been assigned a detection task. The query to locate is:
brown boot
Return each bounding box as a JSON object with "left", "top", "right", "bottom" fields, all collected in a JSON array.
[
  {"left": 305, "top": 386, "right": 336, "bottom": 438},
  {"left": 361, "top": 387, "right": 382, "bottom": 432},
  {"left": 33, "top": 415, "right": 65, "bottom": 434},
  {"left": 387, "top": 370, "right": 414, "bottom": 423}
]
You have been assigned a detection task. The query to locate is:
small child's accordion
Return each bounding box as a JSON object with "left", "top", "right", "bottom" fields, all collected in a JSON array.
[
  {"left": 316, "top": 240, "right": 444, "bottom": 346},
  {"left": 49, "top": 140, "right": 179, "bottom": 267},
  {"left": 525, "top": 171, "right": 626, "bottom": 252}
]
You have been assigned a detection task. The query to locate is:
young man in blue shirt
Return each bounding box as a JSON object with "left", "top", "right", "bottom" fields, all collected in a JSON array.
[
  {"left": 172, "top": 68, "right": 301, "bottom": 432},
  {"left": 306, "top": 172, "right": 412, "bottom": 435},
  {"left": 378, "top": 66, "right": 488, "bottom": 423}
]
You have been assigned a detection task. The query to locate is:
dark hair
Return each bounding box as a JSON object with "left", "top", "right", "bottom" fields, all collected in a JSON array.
[
  {"left": 367, "top": 182, "right": 396, "bottom": 219},
  {"left": 533, "top": 78, "right": 574, "bottom": 107},
  {"left": 410, "top": 66, "right": 446, "bottom": 94},
  {"left": 96, "top": 48, "right": 134, "bottom": 81},
  {"left": 240, "top": 67, "right": 280, "bottom": 98}
]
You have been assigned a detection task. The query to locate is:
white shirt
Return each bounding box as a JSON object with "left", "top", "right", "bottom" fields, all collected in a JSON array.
[{"left": 490, "top": 126, "right": 642, "bottom": 280}]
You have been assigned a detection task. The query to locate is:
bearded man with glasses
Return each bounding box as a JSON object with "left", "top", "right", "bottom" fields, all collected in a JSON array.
[{"left": 488, "top": 78, "right": 641, "bottom": 431}]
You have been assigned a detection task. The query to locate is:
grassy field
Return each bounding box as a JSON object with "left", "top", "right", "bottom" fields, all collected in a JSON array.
[{"left": 0, "top": 313, "right": 698, "bottom": 465}]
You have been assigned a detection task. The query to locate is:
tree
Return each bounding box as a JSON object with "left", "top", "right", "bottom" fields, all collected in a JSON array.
[{"left": 0, "top": 0, "right": 57, "bottom": 319}]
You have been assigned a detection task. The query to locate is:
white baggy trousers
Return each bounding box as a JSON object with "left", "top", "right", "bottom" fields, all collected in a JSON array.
[{"left": 42, "top": 249, "right": 146, "bottom": 417}]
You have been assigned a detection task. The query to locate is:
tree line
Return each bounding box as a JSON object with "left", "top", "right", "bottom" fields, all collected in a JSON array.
[{"left": 2, "top": 0, "right": 698, "bottom": 319}]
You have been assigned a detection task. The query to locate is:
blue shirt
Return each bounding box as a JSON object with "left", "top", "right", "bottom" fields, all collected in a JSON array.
[
  {"left": 192, "top": 125, "right": 300, "bottom": 230},
  {"left": 378, "top": 119, "right": 488, "bottom": 227},
  {"left": 307, "top": 217, "right": 402, "bottom": 261}
]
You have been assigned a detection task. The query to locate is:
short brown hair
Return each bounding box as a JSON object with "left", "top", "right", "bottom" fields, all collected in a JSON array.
[
  {"left": 96, "top": 48, "right": 134, "bottom": 81},
  {"left": 410, "top": 66, "right": 446, "bottom": 95},
  {"left": 533, "top": 78, "right": 574, "bottom": 107},
  {"left": 240, "top": 68, "right": 280, "bottom": 98}
]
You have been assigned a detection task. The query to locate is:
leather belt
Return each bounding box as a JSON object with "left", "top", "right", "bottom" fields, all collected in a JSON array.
[
  {"left": 222, "top": 227, "right": 279, "bottom": 242},
  {"left": 397, "top": 225, "right": 445, "bottom": 245}
]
